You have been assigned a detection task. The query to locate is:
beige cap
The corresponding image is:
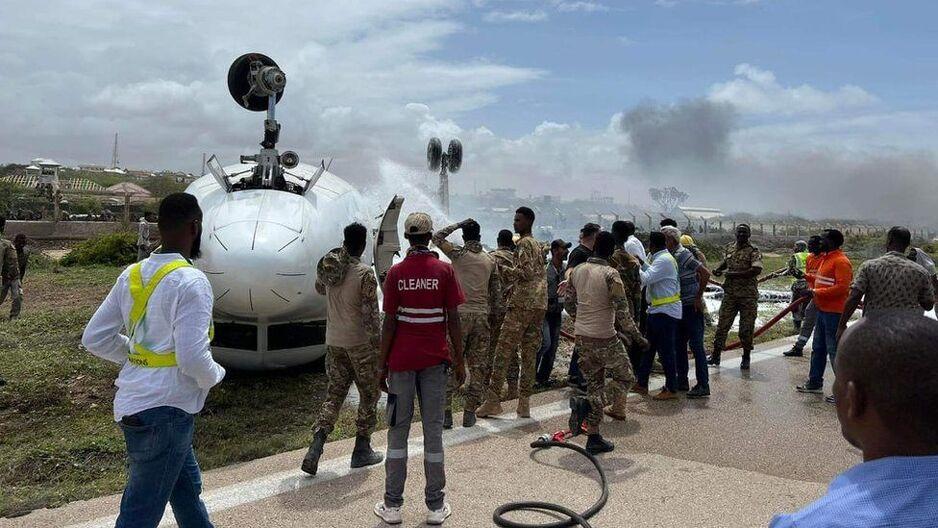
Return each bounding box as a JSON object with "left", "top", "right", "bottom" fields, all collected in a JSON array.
[{"left": 404, "top": 212, "right": 433, "bottom": 236}]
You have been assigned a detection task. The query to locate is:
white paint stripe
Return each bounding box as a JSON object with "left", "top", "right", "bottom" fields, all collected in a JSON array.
[
  {"left": 398, "top": 307, "right": 444, "bottom": 315},
  {"left": 67, "top": 339, "right": 797, "bottom": 528},
  {"left": 397, "top": 315, "right": 445, "bottom": 323}
]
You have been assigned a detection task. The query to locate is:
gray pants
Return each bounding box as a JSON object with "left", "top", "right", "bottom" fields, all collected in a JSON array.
[
  {"left": 0, "top": 279, "right": 22, "bottom": 318},
  {"left": 384, "top": 364, "right": 447, "bottom": 510},
  {"left": 794, "top": 299, "right": 818, "bottom": 351}
]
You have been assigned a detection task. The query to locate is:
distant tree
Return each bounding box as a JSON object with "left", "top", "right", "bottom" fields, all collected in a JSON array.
[{"left": 648, "top": 186, "right": 689, "bottom": 212}]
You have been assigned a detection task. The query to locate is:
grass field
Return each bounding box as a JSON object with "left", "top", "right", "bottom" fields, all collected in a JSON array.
[{"left": 0, "top": 250, "right": 859, "bottom": 517}]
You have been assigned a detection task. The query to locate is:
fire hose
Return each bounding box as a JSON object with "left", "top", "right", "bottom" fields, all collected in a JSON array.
[{"left": 493, "top": 399, "right": 608, "bottom": 528}]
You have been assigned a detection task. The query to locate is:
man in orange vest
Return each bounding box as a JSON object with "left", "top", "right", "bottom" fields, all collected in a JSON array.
[{"left": 796, "top": 229, "right": 852, "bottom": 403}]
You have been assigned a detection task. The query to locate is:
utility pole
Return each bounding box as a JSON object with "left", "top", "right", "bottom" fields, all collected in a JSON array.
[{"left": 111, "top": 132, "right": 120, "bottom": 169}]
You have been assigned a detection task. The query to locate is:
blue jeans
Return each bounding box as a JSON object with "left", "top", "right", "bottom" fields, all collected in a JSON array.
[
  {"left": 116, "top": 406, "right": 213, "bottom": 528},
  {"left": 637, "top": 313, "right": 679, "bottom": 391},
  {"left": 807, "top": 310, "right": 841, "bottom": 388},
  {"left": 677, "top": 304, "right": 708, "bottom": 388},
  {"left": 536, "top": 311, "right": 562, "bottom": 384}
]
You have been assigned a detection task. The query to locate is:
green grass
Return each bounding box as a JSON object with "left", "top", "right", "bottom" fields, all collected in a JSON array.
[{"left": 0, "top": 264, "right": 353, "bottom": 518}]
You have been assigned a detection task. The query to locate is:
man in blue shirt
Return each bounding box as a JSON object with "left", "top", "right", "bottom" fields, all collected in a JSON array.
[
  {"left": 635, "top": 231, "right": 682, "bottom": 400},
  {"left": 770, "top": 312, "right": 938, "bottom": 527}
]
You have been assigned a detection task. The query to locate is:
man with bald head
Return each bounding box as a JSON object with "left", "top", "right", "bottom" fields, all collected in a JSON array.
[{"left": 770, "top": 313, "right": 938, "bottom": 527}]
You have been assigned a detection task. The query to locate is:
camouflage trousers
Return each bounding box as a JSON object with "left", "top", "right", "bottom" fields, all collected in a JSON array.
[
  {"left": 446, "top": 312, "right": 492, "bottom": 412},
  {"left": 489, "top": 312, "right": 520, "bottom": 390},
  {"left": 576, "top": 336, "right": 636, "bottom": 434},
  {"left": 486, "top": 308, "right": 544, "bottom": 401},
  {"left": 316, "top": 344, "right": 380, "bottom": 437},
  {"left": 712, "top": 295, "right": 758, "bottom": 352}
]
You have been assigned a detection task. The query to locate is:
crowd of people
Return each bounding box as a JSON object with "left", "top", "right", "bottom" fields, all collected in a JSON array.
[{"left": 79, "top": 194, "right": 938, "bottom": 527}]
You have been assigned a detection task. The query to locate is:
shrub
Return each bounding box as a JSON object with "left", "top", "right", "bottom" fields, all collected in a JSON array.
[{"left": 60, "top": 232, "right": 137, "bottom": 267}]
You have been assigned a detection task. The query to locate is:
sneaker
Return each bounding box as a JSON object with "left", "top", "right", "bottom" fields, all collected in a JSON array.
[
  {"left": 824, "top": 395, "right": 836, "bottom": 404},
  {"left": 795, "top": 384, "right": 823, "bottom": 394},
  {"left": 374, "top": 501, "right": 403, "bottom": 525},
  {"left": 783, "top": 347, "right": 804, "bottom": 357},
  {"left": 652, "top": 388, "right": 679, "bottom": 401},
  {"left": 427, "top": 503, "right": 452, "bottom": 525},
  {"left": 686, "top": 385, "right": 710, "bottom": 399}
]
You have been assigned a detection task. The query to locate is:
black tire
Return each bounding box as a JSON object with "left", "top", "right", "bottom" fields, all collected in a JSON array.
[
  {"left": 427, "top": 137, "right": 443, "bottom": 171},
  {"left": 447, "top": 139, "right": 462, "bottom": 173}
]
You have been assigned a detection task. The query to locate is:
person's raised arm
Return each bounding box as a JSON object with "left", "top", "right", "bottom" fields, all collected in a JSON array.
[
  {"left": 431, "top": 220, "right": 466, "bottom": 259},
  {"left": 360, "top": 270, "right": 381, "bottom": 349},
  {"left": 82, "top": 274, "right": 131, "bottom": 365},
  {"left": 173, "top": 277, "right": 225, "bottom": 389}
]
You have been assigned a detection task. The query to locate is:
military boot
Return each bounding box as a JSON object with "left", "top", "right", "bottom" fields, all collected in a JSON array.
[
  {"left": 516, "top": 397, "right": 531, "bottom": 418},
  {"left": 462, "top": 410, "right": 477, "bottom": 427},
  {"left": 585, "top": 434, "right": 615, "bottom": 454},
  {"left": 707, "top": 349, "right": 721, "bottom": 366},
  {"left": 740, "top": 349, "right": 752, "bottom": 370},
  {"left": 350, "top": 435, "right": 383, "bottom": 469},
  {"left": 301, "top": 428, "right": 328, "bottom": 475},
  {"left": 603, "top": 394, "right": 628, "bottom": 421},
  {"left": 475, "top": 398, "right": 504, "bottom": 418}
]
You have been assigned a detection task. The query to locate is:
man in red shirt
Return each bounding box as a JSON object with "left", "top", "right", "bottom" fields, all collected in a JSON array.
[{"left": 374, "top": 212, "right": 466, "bottom": 526}]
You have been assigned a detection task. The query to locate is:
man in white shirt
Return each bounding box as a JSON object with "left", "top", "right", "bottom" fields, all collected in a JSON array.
[
  {"left": 622, "top": 220, "right": 647, "bottom": 263},
  {"left": 635, "top": 231, "right": 682, "bottom": 401},
  {"left": 82, "top": 193, "right": 225, "bottom": 528}
]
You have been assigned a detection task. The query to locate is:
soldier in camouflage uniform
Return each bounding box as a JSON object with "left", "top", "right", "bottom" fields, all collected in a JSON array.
[
  {"left": 302, "top": 223, "right": 383, "bottom": 476},
  {"left": 610, "top": 221, "right": 644, "bottom": 370},
  {"left": 565, "top": 231, "right": 646, "bottom": 454},
  {"left": 433, "top": 219, "right": 502, "bottom": 428},
  {"left": 477, "top": 208, "right": 547, "bottom": 419},
  {"left": 488, "top": 229, "right": 520, "bottom": 398},
  {"left": 708, "top": 224, "right": 763, "bottom": 370}
]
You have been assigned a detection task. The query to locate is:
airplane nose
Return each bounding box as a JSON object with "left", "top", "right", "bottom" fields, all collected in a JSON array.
[{"left": 201, "top": 220, "right": 315, "bottom": 319}]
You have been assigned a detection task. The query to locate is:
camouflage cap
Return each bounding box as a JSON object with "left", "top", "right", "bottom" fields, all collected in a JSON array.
[{"left": 404, "top": 212, "right": 433, "bottom": 236}]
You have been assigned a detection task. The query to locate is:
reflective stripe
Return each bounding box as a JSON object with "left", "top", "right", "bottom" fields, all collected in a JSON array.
[
  {"left": 386, "top": 448, "right": 408, "bottom": 460},
  {"left": 794, "top": 252, "right": 808, "bottom": 273},
  {"left": 127, "top": 259, "right": 212, "bottom": 368},
  {"left": 650, "top": 252, "right": 681, "bottom": 307},
  {"left": 651, "top": 293, "right": 681, "bottom": 307},
  {"left": 425, "top": 452, "right": 444, "bottom": 463},
  {"left": 398, "top": 307, "right": 444, "bottom": 315},
  {"left": 815, "top": 274, "right": 835, "bottom": 286},
  {"left": 397, "top": 315, "right": 446, "bottom": 324}
]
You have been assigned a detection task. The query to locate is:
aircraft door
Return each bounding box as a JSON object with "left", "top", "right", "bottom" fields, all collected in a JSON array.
[{"left": 373, "top": 195, "right": 404, "bottom": 286}]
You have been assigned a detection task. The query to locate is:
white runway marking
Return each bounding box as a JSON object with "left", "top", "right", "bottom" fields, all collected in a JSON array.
[{"left": 67, "top": 341, "right": 796, "bottom": 528}]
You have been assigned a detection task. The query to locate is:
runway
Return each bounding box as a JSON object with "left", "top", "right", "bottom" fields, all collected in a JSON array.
[{"left": 5, "top": 336, "right": 854, "bottom": 528}]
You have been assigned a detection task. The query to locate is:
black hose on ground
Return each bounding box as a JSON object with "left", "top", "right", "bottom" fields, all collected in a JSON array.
[{"left": 492, "top": 439, "right": 609, "bottom": 528}]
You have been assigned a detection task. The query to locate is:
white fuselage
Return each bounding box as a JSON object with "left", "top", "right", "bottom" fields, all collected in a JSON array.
[{"left": 186, "top": 162, "right": 369, "bottom": 370}]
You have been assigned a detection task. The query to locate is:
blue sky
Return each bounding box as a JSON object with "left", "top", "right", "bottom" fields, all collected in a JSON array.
[
  {"left": 454, "top": 0, "right": 937, "bottom": 133},
  {"left": 1, "top": 0, "right": 936, "bottom": 221}
]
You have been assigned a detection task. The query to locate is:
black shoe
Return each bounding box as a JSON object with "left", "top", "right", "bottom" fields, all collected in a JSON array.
[
  {"left": 585, "top": 434, "right": 615, "bottom": 454},
  {"left": 740, "top": 351, "right": 751, "bottom": 370},
  {"left": 707, "top": 351, "right": 721, "bottom": 366},
  {"left": 676, "top": 380, "right": 690, "bottom": 392},
  {"left": 443, "top": 410, "right": 453, "bottom": 430},
  {"left": 462, "top": 411, "right": 476, "bottom": 428},
  {"left": 350, "top": 435, "right": 384, "bottom": 469},
  {"left": 301, "top": 429, "right": 328, "bottom": 475},
  {"left": 686, "top": 385, "right": 710, "bottom": 399},
  {"left": 783, "top": 347, "right": 803, "bottom": 357},
  {"left": 796, "top": 383, "right": 823, "bottom": 394}
]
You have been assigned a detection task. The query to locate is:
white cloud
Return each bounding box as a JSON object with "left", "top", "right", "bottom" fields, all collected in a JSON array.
[
  {"left": 483, "top": 10, "right": 550, "bottom": 23},
  {"left": 553, "top": 1, "right": 609, "bottom": 12},
  {"left": 708, "top": 63, "right": 878, "bottom": 115},
  {"left": 617, "top": 36, "right": 635, "bottom": 46}
]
